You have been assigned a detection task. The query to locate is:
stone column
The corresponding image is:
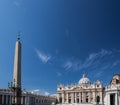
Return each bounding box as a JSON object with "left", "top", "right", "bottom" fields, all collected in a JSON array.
[
  {"left": 57, "top": 94, "right": 59, "bottom": 103},
  {"left": 107, "top": 94, "right": 110, "bottom": 105},
  {"left": 88, "top": 92, "right": 91, "bottom": 103},
  {"left": 66, "top": 93, "right": 68, "bottom": 103},
  {"left": 118, "top": 94, "right": 120, "bottom": 105},
  {"left": 115, "top": 93, "right": 118, "bottom": 105},
  {"left": 81, "top": 92, "right": 83, "bottom": 103},
  {"left": 62, "top": 93, "right": 64, "bottom": 103},
  {"left": 85, "top": 92, "right": 86, "bottom": 103},
  {"left": 79, "top": 92, "right": 81, "bottom": 103},
  {"left": 82, "top": 92, "right": 86, "bottom": 103},
  {"left": 25, "top": 96, "right": 27, "bottom": 105},
  {"left": 2, "top": 95, "right": 4, "bottom": 104},
  {"left": 27, "top": 96, "right": 29, "bottom": 105},
  {"left": 93, "top": 92, "right": 96, "bottom": 104},
  {"left": 75, "top": 92, "right": 77, "bottom": 103},
  {"left": 25, "top": 94, "right": 28, "bottom": 105},
  {"left": 100, "top": 91, "right": 103, "bottom": 104},
  {"left": 71, "top": 93, "right": 74, "bottom": 103}
]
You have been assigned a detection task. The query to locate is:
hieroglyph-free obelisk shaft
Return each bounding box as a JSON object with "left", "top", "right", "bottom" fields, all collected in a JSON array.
[{"left": 13, "top": 39, "right": 21, "bottom": 105}]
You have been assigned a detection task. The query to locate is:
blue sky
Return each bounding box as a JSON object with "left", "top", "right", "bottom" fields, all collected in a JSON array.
[{"left": 0, "top": 0, "right": 120, "bottom": 95}]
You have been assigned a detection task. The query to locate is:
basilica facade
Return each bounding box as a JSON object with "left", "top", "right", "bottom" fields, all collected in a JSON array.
[
  {"left": 57, "top": 74, "right": 120, "bottom": 105},
  {"left": 57, "top": 74, "right": 104, "bottom": 105}
]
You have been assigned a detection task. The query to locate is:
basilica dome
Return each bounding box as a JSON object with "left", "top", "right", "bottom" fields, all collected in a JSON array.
[{"left": 78, "top": 74, "right": 90, "bottom": 84}]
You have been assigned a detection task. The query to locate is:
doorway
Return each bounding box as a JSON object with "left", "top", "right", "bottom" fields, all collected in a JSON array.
[
  {"left": 59, "top": 97, "right": 62, "bottom": 103},
  {"left": 68, "top": 99, "right": 71, "bottom": 103},
  {"left": 110, "top": 94, "right": 115, "bottom": 105},
  {"left": 77, "top": 98, "right": 79, "bottom": 103}
]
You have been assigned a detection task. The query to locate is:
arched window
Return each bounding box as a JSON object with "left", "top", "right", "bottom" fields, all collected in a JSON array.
[
  {"left": 96, "top": 96, "right": 100, "bottom": 104},
  {"left": 97, "top": 85, "right": 99, "bottom": 87}
]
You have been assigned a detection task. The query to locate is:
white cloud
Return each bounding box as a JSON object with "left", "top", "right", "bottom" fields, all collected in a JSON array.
[
  {"left": 35, "top": 49, "right": 51, "bottom": 63},
  {"left": 30, "top": 88, "right": 51, "bottom": 96},
  {"left": 33, "top": 89, "right": 40, "bottom": 92},
  {"left": 86, "top": 49, "right": 112, "bottom": 63},
  {"left": 63, "top": 49, "right": 120, "bottom": 72},
  {"left": 63, "top": 61, "right": 73, "bottom": 70},
  {"left": 51, "top": 94, "right": 57, "bottom": 96},
  {"left": 30, "top": 89, "right": 40, "bottom": 94}
]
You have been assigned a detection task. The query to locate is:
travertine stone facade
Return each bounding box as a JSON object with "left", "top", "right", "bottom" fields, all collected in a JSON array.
[
  {"left": 57, "top": 74, "right": 104, "bottom": 105},
  {"left": 0, "top": 89, "right": 56, "bottom": 105},
  {"left": 104, "top": 74, "right": 120, "bottom": 105}
]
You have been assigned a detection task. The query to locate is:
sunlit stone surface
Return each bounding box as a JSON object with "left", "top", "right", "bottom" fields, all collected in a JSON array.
[{"left": 57, "top": 74, "right": 120, "bottom": 105}]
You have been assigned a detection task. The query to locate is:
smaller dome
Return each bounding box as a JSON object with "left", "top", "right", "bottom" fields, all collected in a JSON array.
[
  {"left": 78, "top": 74, "right": 90, "bottom": 84},
  {"left": 96, "top": 80, "right": 101, "bottom": 84}
]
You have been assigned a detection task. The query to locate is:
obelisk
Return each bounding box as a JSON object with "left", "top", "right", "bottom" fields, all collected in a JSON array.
[{"left": 13, "top": 33, "right": 21, "bottom": 105}]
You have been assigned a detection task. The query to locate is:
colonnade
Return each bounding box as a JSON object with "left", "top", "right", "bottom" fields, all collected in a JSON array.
[
  {"left": 105, "top": 92, "right": 120, "bottom": 105},
  {"left": 58, "top": 91, "right": 103, "bottom": 104},
  {"left": 0, "top": 94, "right": 12, "bottom": 105}
]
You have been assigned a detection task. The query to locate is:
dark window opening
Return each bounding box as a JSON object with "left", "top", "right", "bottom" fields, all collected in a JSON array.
[
  {"left": 81, "top": 99, "right": 82, "bottom": 103},
  {"left": 77, "top": 98, "right": 79, "bottom": 103},
  {"left": 69, "top": 99, "right": 71, "bottom": 103},
  {"left": 86, "top": 98, "right": 88, "bottom": 103}
]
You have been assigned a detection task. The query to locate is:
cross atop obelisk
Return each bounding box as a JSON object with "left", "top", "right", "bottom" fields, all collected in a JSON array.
[
  {"left": 17, "top": 32, "right": 20, "bottom": 41},
  {"left": 13, "top": 33, "right": 22, "bottom": 105}
]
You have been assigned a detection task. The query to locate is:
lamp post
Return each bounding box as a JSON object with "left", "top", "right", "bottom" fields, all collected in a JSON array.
[
  {"left": 8, "top": 79, "right": 22, "bottom": 105},
  {"left": 23, "top": 89, "right": 29, "bottom": 105},
  {"left": 8, "top": 79, "right": 16, "bottom": 105}
]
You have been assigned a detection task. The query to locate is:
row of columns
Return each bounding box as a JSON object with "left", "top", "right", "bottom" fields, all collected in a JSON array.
[
  {"left": 0, "top": 95, "right": 12, "bottom": 105},
  {"left": 106, "top": 92, "right": 120, "bottom": 105},
  {"left": 0, "top": 94, "right": 29, "bottom": 105},
  {"left": 0, "top": 93, "right": 56, "bottom": 105},
  {"left": 23, "top": 95, "right": 56, "bottom": 105},
  {"left": 59, "top": 91, "right": 103, "bottom": 104}
]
